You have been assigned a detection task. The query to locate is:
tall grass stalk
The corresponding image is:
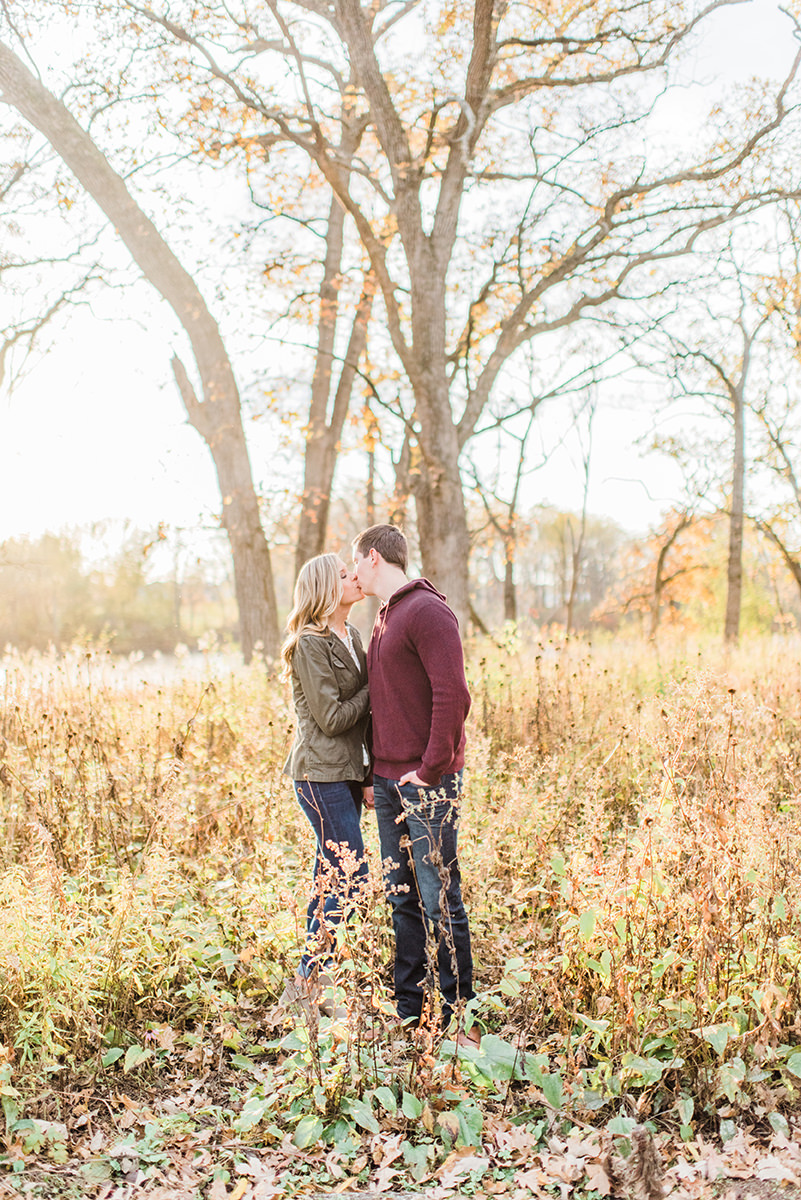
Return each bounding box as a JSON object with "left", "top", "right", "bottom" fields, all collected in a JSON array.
[{"left": 1, "top": 633, "right": 800, "bottom": 1137}]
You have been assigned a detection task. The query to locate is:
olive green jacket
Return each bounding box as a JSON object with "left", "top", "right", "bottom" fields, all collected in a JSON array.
[{"left": 283, "top": 626, "right": 371, "bottom": 783}]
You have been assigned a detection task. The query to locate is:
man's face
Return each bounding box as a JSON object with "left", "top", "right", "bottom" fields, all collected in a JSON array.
[
  {"left": 352, "top": 548, "right": 376, "bottom": 596},
  {"left": 336, "top": 557, "right": 363, "bottom": 607}
]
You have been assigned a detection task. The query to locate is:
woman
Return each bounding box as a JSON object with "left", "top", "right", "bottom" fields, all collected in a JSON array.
[{"left": 279, "top": 552, "right": 372, "bottom": 1015}]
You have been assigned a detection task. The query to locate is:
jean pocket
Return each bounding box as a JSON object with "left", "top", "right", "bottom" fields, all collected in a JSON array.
[
  {"left": 400, "top": 785, "right": 459, "bottom": 826},
  {"left": 396, "top": 779, "right": 432, "bottom": 801}
]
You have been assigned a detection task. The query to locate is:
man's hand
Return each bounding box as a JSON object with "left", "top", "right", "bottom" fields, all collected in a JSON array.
[
  {"left": 399, "top": 770, "right": 427, "bottom": 787},
  {"left": 362, "top": 785, "right": 375, "bottom": 809}
]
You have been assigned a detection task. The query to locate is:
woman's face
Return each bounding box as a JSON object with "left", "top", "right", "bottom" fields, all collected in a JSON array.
[{"left": 336, "top": 557, "right": 364, "bottom": 606}]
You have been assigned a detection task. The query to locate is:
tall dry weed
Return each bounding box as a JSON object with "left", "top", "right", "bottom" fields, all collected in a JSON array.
[
  {"left": 462, "top": 632, "right": 801, "bottom": 1092},
  {"left": 2, "top": 633, "right": 801, "bottom": 1123}
]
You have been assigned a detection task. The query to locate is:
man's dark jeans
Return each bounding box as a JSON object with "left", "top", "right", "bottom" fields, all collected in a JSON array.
[{"left": 373, "top": 771, "right": 474, "bottom": 1023}]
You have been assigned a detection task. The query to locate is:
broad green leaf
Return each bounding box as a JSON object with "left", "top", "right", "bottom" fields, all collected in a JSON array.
[
  {"left": 473, "top": 1034, "right": 524, "bottom": 1081},
  {"left": 403, "top": 1140, "right": 432, "bottom": 1181},
  {"left": 608, "top": 1115, "right": 637, "bottom": 1138},
  {"left": 342, "top": 1097, "right": 379, "bottom": 1134},
  {"left": 293, "top": 1115, "right": 324, "bottom": 1149},
  {"left": 542, "top": 1072, "right": 563, "bottom": 1110},
  {"left": 586, "top": 950, "right": 612, "bottom": 985},
  {"left": 652, "top": 950, "right": 678, "bottom": 980},
  {"left": 235, "top": 1095, "right": 271, "bottom": 1133},
  {"left": 719, "top": 1058, "right": 746, "bottom": 1103},
  {"left": 281, "top": 1030, "right": 308, "bottom": 1052},
  {"left": 373, "top": 1086, "right": 397, "bottom": 1115},
  {"left": 621, "top": 1053, "right": 665, "bottom": 1086},
  {"left": 578, "top": 908, "right": 596, "bottom": 940},
  {"left": 697, "top": 1024, "right": 732, "bottom": 1056},
  {"left": 522, "top": 1052, "right": 549, "bottom": 1085},
  {"left": 577, "top": 1013, "right": 610, "bottom": 1035},
  {"left": 402, "top": 1092, "right": 423, "bottom": 1120},
  {"left": 123, "top": 1045, "right": 152, "bottom": 1073},
  {"left": 230, "top": 1054, "right": 258, "bottom": 1071},
  {"left": 1, "top": 1094, "right": 20, "bottom": 1130},
  {"left": 454, "top": 1100, "right": 483, "bottom": 1147},
  {"left": 769, "top": 1112, "right": 790, "bottom": 1137},
  {"left": 784, "top": 1052, "right": 801, "bottom": 1078},
  {"left": 720, "top": 1118, "right": 737, "bottom": 1142},
  {"left": 101, "top": 1047, "right": 124, "bottom": 1068},
  {"left": 325, "top": 1118, "right": 358, "bottom": 1155},
  {"left": 550, "top": 853, "right": 566, "bottom": 878}
]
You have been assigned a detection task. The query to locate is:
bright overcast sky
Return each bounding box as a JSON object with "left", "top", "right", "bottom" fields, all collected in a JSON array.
[{"left": 0, "top": 0, "right": 794, "bottom": 546}]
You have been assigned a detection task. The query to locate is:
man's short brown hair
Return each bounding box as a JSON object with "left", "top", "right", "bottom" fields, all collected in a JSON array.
[{"left": 353, "top": 524, "right": 408, "bottom": 572}]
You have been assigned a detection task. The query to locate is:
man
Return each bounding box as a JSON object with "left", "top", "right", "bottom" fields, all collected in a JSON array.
[{"left": 352, "top": 523, "right": 478, "bottom": 1046}]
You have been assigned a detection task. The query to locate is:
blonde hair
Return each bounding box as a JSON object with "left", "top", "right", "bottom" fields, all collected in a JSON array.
[{"left": 280, "top": 553, "right": 343, "bottom": 678}]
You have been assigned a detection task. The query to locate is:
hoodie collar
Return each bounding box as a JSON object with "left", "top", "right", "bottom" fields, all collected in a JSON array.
[{"left": 382, "top": 577, "right": 446, "bottom": 611}]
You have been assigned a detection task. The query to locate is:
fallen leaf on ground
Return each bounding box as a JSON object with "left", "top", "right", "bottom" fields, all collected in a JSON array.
[
  {"left": 586, "top": 1160, "right": 612, "bottom": 1195},
  {"left": 514, "top": 1166, "right": 545, "bottom": 1190},
  {"left": 436, "top": 1147, "right": 489, "bottom": 1186},
  {"left": 755, "top": 1157, "right": 800, "bottom": 1183},
  {"left": 494, "top": 1123, "right": 542, "bottom": 1157},
  {"left": 539, "top": 1150, "right": 585, "bottom": 1183},
  {"left": 373, "top": 1163, "right": 402, "bottom": 1191}
]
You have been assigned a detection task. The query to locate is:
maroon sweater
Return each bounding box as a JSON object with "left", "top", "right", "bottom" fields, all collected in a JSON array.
[{"left": 366, "top": 579, "right": 471, "bottom": 785}]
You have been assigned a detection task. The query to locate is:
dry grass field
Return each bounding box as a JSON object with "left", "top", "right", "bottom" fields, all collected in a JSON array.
[{"left": 1, "top": 633, "right": 801, "bottom": 1197}]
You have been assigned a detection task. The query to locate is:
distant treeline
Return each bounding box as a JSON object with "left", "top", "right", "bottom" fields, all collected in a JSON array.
[
  {"left": 0, "top": 531, "right": 236, "bottom": 655},
  {"left": 2, "top": 511, "right": 800, "bottom": 657}
]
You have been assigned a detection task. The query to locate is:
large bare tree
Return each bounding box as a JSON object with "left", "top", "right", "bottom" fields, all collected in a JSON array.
[
  {"left": 746, "top": 204, "right": 801, "bottom": 610},
  {"left": 0, "top": 37, "right": 279, "bottom": 661},
  {"left": 4, "top": 0, "right": 801, "bottom": 643},
  {"left": 656, "top": 239, "right": 774, "bottom": 643},
  {"left": 696, "top": 313, "right": 766, "bottom": 644},
  {"left": 114, "top": 0, "right": 801, "bottom": 630},
  {"left": 288, "top": 84, "right": 377, "bottom": 572}
]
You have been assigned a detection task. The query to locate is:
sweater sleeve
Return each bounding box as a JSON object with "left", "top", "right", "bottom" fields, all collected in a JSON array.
[
  {"left": 412, "top": 601, "right": 471, "bottom": 785},
  {"left": 293, "top": 635, "right": 370, "bottom": 736}
]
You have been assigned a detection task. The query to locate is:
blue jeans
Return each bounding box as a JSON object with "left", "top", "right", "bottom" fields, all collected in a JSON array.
[
  {"left": 294, "top": 779, "right": 368, "bottom": 976},
  {"left": 373, "top": 772, "right": 474, "bottom": 1023}
]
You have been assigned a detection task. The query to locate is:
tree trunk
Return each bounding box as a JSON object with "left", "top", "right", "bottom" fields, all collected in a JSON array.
[
  {"left": 565, "top": 516, "right": 585, "bottom": 636},
  {"left": 724, "top": 382, "right": 746, "bottom": 645},
  {"left": 295, "top": 273, "right": 374, "bottom": 572},
  {"left": 650, "top": 514, "right": 692, "bottom": 640},
  {"left": 566, "top": 408, "right": 593, "bottom": 635},
  {"left": 0, "top": 38, "right": 279, "bottom": 662},
  {"left": 416, "top": 422, "right": 472, "bottom": 635},
  {"left": 410, "top": 441, "right": 471, "bottom": 634},
  {"left": 294, "top": 98, "right": 371, "bottom": 574},
  {"left": 503, "top": 553, "right": 517, "bottom": 625},
  {"left": 171, "top": 359, "right": 278, "bottom": 660},
  {"left": 565, "top": 559, "right": 578, "bottom": 634},
  {"left": 650, "top": 542, "right": 671, "bottom": 640}
]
